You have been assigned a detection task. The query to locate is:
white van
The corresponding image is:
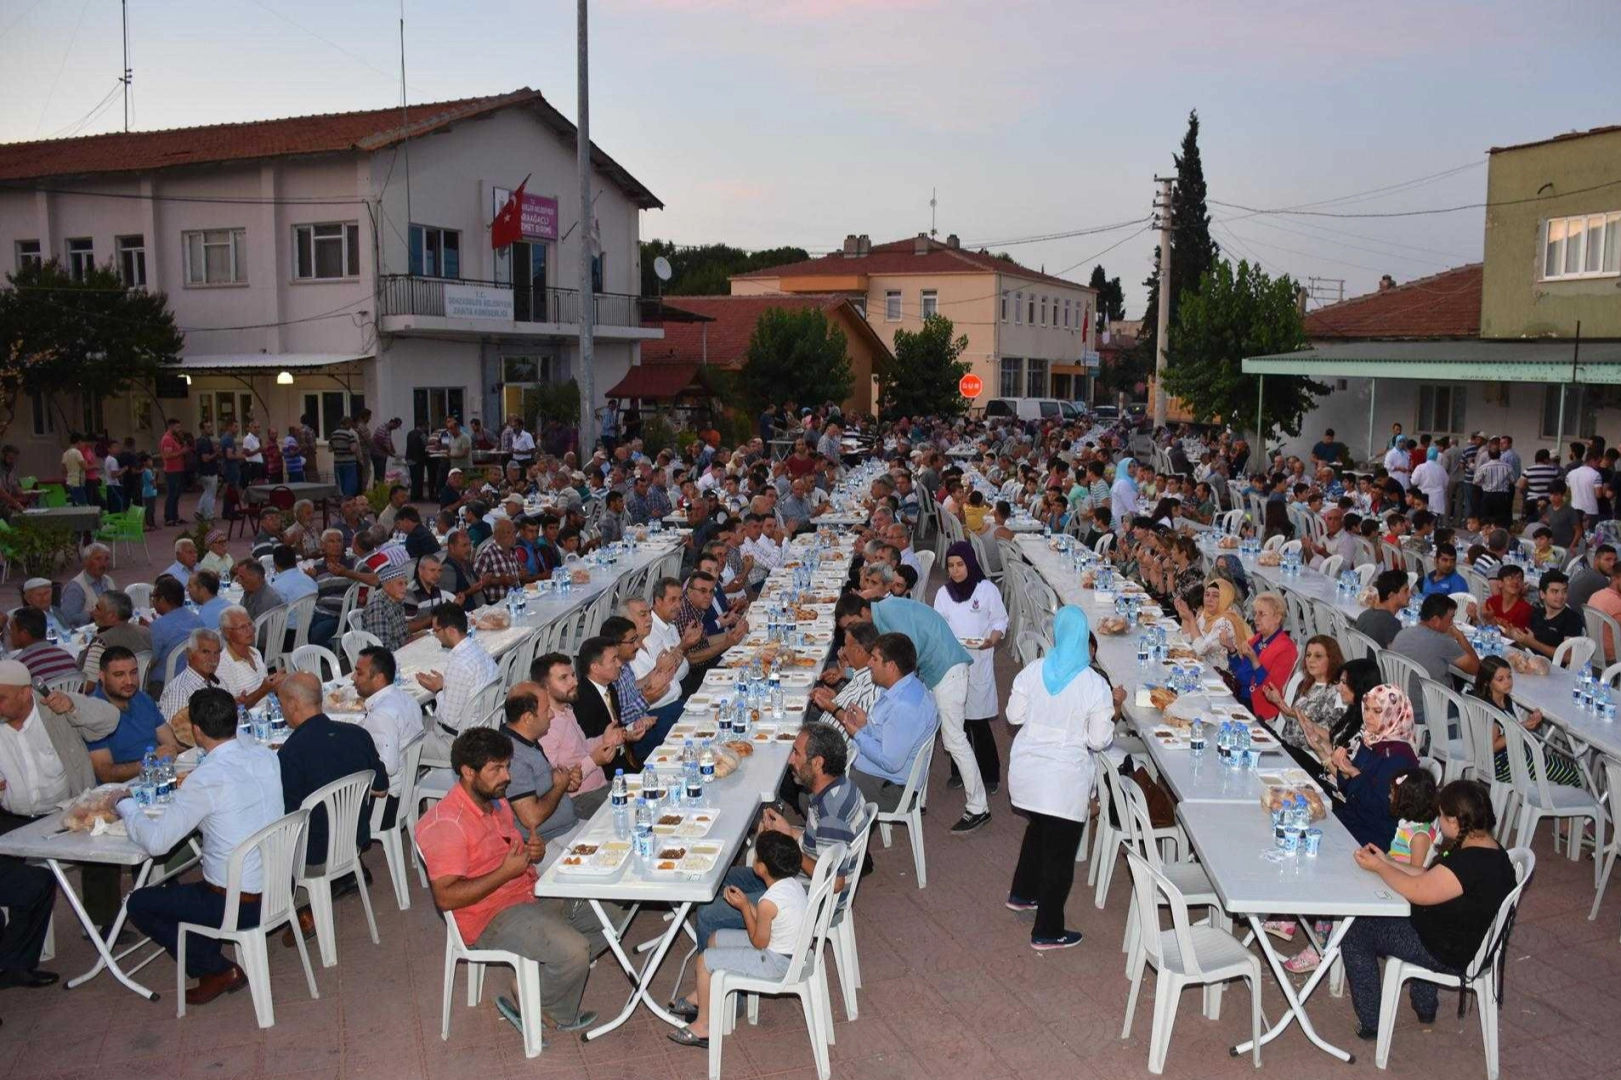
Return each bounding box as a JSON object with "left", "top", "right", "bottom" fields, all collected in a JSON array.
[{"left": 981, "top": 397, "right": 1085, "bottom": 423}]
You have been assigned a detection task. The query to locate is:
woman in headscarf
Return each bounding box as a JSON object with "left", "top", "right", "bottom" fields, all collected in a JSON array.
[
  {"left": 1329, "top": 683, "right": 1422, "bottom": 849},
  {"left": 933, "top": 541, "right": 1009, "bottom": 793},
  {"left": 1006, "top": 606, "right": 1119, "bottom": 951},
  {"left": 1211, "top": 553, "right": 1251, "bottom": 601},
  {"left": 1174, "top": 578, "right": 1252, "bottom": 668},
  {"left": 1110, "top": 457, "right": 1140, "bottom": 520}
]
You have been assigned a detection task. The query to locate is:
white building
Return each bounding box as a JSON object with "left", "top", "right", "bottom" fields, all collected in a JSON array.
[{"left": 0, "top": 87, "right": 662, "bottom": 477}]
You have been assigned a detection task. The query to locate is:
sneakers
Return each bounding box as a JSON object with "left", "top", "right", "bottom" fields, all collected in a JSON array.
[
  {"left": 1005, "top": 894, "right": 1038, "bottom": 912},
  {"left": 945, "top": 774, "right": 964, "bottom": 791},
  {"left": 1283, "top": 947, "right": 1321, "bottom": 974},
  {"left": 1262, "top": 919, "right": 1296, "bottom": 943},
  {"left": 950, "top": 811, "right": 991, "bottom": 835},
  {"left": 987, "top": 781, "right": 1001, "bottom": 796},
  {"left": 1031, "top": 930, "right": 1084, "bottom": 951}
]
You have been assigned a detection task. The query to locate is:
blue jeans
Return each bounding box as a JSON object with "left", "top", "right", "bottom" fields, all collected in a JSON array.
[
  {"left": 163, "top": 477, "right": 184, "bottom": 523},
  {"left": 127, "top": 880, "right": 261, "bottom": 977},
  {"left": 68, "top": 485, "right": 87, "bottom": 506},
  {"left": 306, "top": 613, "right": 339, "bottom": 648},
  {"left": 694, "top": 866, "right": 765, "bottom": 947},
  {"left": 335, "top": 462, "right": 359, "bottom": 497}
]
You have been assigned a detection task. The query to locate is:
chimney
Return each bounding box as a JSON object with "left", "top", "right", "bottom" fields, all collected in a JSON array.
[
  {"left": 945, "top": 233, "right": 960, "bottom": 249},
  {"left": 1296, "top": 286, "right": 1310, "bottom": 314},
  {"left": 842, "top": 233, "right": 858, "bottom": 258},
  {"left": 1378, "top": 274, "right": 1396, "bottom": 291},
  {"left": 913, "top": 232, "right": 930, "bottom": 255},
  {"left": 856, "top": 234, "right": 871, "bottom": 256}
]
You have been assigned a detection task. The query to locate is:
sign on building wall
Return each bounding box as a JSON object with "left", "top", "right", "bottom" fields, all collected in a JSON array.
[
  {"left": 444, "top": 283, "right": 515, "bottom": 321},
  {"left": 492, "top": 186, "right": 559, "bottom": 241}
]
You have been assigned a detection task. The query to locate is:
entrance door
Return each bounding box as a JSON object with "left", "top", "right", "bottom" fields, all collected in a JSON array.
[{"left": 511, "top": 242, "right": 547, "bottom": 322}]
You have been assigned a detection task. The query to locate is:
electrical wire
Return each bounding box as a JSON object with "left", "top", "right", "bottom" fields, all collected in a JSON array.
[
  {"left": 242, "top": 0, "right": 425, "bottom": 95},
  {"left": 48, "top": 82, "right": 125, "bottom": 141},
  {"left": 1211, "top": 175, "right": 1621, "bottom": 220},
  {"left": 31, "top": 0, "right": 93, "bottom": 137}
]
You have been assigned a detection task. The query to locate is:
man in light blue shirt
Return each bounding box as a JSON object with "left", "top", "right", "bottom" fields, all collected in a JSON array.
[
  {"left": 838, "top": 633, "right": 938, "bottom": 811},
  {"left": 147, "top": 575, "right": 202, "bottom": 686},
  {"left": 187, "top": 570, "right": 230, "bottom": 630},
  {"left": 162, "top": 537, "right": 199, "bottom": 587},
  {"left": 268, "top": 544, "right": 318, "bottom": 633}
]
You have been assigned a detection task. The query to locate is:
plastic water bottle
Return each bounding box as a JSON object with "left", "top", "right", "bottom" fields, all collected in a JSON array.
[
  {"left": 1272, "top": 804, "right": 1288, "bottom": 848},
  {"left": 1189, "top": 718, "right": 1206, "bottom": 758},
  {"left": 682, "top": 740, "right": 702, "bottom": 805},
  {"left": 267, "top": 694, "right": 287, "bottom": 735},
  {"left": 237, "top": 704, "right": 252, "bottom": 741},
  {"left": 610, "top": 768, "right": 628, "bottom": 809},
  {"left": 700, "top": 744, "right": 716, "bottom": 785},
  {"left": 1580, "top": 670, "right": 1595, "bottom": 713},
  {"left": 1288, "top": 795, "right": 1310, "bottom": 853},
  {"left": 156, "top": 756, "right": 176, "bottom": 804},
  {"left": 141, "top": 744, "right": 159, "bottom": 787},
  {"left": 632, "top": 797, "right": 655, "bottom": 863},
  {"left": 1601, "top": 684, "right": 1617, "bottom": 722},
  {"left": 769, "top": 675, "right": 785, "bottom": 720},
  {"left": 1136, "top": 633, "right": 1151, "bottom": 669},
  {"left": 1215, "top": 721, "right": 1231, "bottom": 764},
  {"left": 1235, "top": 723, "right": 1252, "bottom": 763}
]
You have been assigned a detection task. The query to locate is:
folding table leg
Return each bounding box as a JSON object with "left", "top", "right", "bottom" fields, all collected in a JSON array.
[
  {"left": 58, "top": 859, "right": 162, "bottom": 1000},
  {"left": 581, "top": 900, "right": 692, "bottom": 1042},
  {"left": 1231, "top": 914, "right": 1359, "bottom": 1064}
]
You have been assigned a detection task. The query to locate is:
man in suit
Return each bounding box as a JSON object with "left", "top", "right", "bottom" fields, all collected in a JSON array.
[{"left": 570, "top": 636, "right": 639, "bottom": 775}]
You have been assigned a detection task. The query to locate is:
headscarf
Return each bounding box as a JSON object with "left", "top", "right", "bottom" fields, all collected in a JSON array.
[
  {"left": 1427, "top": 446, "right": 1440, "bottom": 461},
  {"left": 1358, "top": 684, "right": 1418, "bottom": 752},
  {"left": 1212, "top": 553, "right": 1251, "bottom": 599},
  {"left": 1113, "top": 457, "right": 1138, "bottom": 492},
  {"left": 1202, "top": 578, "right": 1253, "bottom": 644},
  {"left": 1041, "top": 604, "right": 1092, "bottom": 696},
  {"left": 942, "top": 540, "right": 986, "bottom": 604}
]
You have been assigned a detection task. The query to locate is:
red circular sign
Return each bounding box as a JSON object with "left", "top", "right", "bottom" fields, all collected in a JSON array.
[{"left": 959, "top": 374, "right": 984, "bottom": 398}]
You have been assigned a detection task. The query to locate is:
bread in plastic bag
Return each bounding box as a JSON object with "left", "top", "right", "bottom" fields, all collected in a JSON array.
[{"left": 62, "top": 784, "right": 127, "bottom": 832}]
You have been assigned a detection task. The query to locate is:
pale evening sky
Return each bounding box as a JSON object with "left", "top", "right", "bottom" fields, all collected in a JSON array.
[{"left": 2, "top": 0, "right": 1619, "bottom": 312}]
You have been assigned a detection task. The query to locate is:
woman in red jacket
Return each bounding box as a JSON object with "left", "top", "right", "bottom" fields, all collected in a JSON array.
[{"left": 1227, "top": 591, "right": 1297, "bottom": 722}]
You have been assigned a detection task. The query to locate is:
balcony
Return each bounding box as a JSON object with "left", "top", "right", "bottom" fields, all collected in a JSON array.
[{"left": 377, "top": 274, "right": 662, "bottom": 341}]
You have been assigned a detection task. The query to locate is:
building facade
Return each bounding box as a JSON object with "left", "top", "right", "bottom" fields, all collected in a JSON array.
[
  {"left": 0, "top": 88, "right": 662, "bottom": 479},
  {"left": 731, "top": 233, "right": 1098, "bottom": 409}
]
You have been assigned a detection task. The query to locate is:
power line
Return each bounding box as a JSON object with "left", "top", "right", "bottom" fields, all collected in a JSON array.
[
  {"left": 32, "top": 0, "right": 93, "bottom": 137},
  {"left": 1217, "top": 160, "right": 1485, "bottom": 223},
  {"left": 242, "top": 0, "right": 426, "bottom": 96},
  {"left": 1211, "top": 175, "right": 1621, "bottom": 219},
  {"left": 960, "top": 216, "right": 1154, "bottom": 249},
  {"left": 1223, "top": 214, "right": 1462, "bottom": 268}
]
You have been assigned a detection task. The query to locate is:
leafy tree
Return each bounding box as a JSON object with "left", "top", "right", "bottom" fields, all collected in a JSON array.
[
  {"left": 0, "top": 259, "right": 182, "bottom": 435},
  {"left": 1161, "top": 259, "right": 1324, "bottom": 440},
  {"left": 1088, "top": 264, "right": 1126, "bottom": 331},
  {"left": 878, "top": 315, "right": 970, "bottom": 420},
  {"left": 640, "top": 240, "right": 811, "bottom": 297},
  {"left": 1138, "top": 110, "right": 1221, "bottom": 371},
  {"left": 739, "top": 307, "right": 854, "bottom": 411}
]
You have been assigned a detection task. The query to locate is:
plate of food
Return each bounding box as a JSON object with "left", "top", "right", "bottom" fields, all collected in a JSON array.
[
  {"left": 651, "top": 810, "right": 719, "bottom": 838},
  {"left": 472, "top": 610, "right": 512, "bottom": 632},
  {"left": 777, "top": 670, "right": 816, "bottom": 688},
  {"left": 959, "top": 636, "right": 986, "bottom": 649},
  {"left": 554, "top": 839, "right": 632, "bottom": 876},
  {"left": 649, "top": 840, "right": 724, "bottom": 876}
]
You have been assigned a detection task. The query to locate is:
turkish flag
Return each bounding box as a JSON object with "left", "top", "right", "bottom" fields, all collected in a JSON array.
[{"left": 491, "top": 181, "right": 525, "bottom": 249}]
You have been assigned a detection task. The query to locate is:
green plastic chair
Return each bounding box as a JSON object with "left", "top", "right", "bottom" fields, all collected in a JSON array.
[
  {"left": 18, "top": 476, "right": 35, "bottom": 490},
  {"left": 97, "top": 507, "right": 148, "bottom": 566},
  {"left": 38, "top": 483, "right": 68, "bottom": 508}
]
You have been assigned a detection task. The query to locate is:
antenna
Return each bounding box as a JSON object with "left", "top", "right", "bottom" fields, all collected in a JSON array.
[
  {"left": 399, "top": 0, "right": 412, "bottom": 249},
  {"left": 120, "top": 0, "right": 132, "bottom": 132},
  {"left": 929, "top": 187, "right": 938, "bottom": 237}
]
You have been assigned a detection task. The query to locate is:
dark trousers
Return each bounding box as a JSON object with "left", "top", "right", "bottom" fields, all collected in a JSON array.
[
  {"left": 0, "top": 857, "right": 56, "bottom": 972},
  {"left": 163, "top": 474, "right": 184, "bottom": 524},
  {"left": 1342, "top": 915, "right": 1454, "bottom": 1030},
  {"left": 1481, "top": 490, "right": 1512, "bottom": 529},
  {"left": 371, "top": 454, "right": 389, "bottom": 483},
  {"left": 306, "top": 612, "right": 340, "bottom": 649},
  {"left": 0, "top": 811, "right": 120, "bottom": 928},
  {"left": 334, "top": 462, "right": 359, "bottom": 497},
  {"left": 126, "top": 881, "right": 261, "bottom": 977},
  {"left": 948, "top": 716, "right": 1002, "bottom": 788},
  {"left": 1011, "top": 810, "right": 1085, "bottom": 939},
  {"left": 629, "top": 701, "right": 685, "bottom": 763},
  {"left": 408, "top": 462, "right": 426, "bottom": 502}
]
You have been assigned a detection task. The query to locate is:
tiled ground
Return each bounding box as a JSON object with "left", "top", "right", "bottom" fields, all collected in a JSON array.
[{"left": 6, "top": 511, "right": 1621, "bottom": 1078}]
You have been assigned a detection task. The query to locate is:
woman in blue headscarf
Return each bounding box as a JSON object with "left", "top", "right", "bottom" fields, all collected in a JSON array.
[
  {"left": 1110, "top": 457, "right": 1141, "bottom": 520},
  {"left": 1006, "top": 605, "right": 1120, "bottom": 951}
]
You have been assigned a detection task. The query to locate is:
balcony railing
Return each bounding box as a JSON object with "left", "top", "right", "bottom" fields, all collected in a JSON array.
[{"left": 378, "top": 274, "right": 647, "bottom": 328}]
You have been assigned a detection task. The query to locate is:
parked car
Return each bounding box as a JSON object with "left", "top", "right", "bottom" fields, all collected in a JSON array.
[{"left": 982, "top": 397, "right": 1086, "bottom": 422}]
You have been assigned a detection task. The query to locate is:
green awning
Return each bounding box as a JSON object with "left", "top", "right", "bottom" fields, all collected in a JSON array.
[{"left": 1243, "top": 339, "right": 1621, "bottom": 383}]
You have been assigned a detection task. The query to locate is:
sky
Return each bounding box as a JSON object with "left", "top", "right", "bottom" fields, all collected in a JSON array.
[{"left": 3, "top": 0, "right": 1619, "bottom": 313}]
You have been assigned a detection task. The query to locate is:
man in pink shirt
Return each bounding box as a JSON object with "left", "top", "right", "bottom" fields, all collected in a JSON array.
[
  {"left": 159, "top": 418, "right": 187, "bottom": 527},
  {"left": 1587, "top": 561, "right": 1621, "bottom": 663},
  {"left": 415, "top": 727, "right": 606, "bottom": 1039},
  {"left": 530, "top": 651, "right": 621, "bottom": 818}
]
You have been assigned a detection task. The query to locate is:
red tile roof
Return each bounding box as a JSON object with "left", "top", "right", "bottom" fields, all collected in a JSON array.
[
  {"left": 604, "top": 362, "right": 705, "bottom": 400},
  {"left": 640, "top": 294, "right": 890, "bottom": 369},
  {"left": 1304, "top": 263, "right": 1482, "bottom": 341},
  {"left": 733, "top": 236, "right": 1092, "bottom": 292},
  {"left": 0, "top": 88, "right": 661, "bottom": 207}
]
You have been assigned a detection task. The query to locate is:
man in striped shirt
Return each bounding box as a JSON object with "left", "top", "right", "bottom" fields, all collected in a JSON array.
[
  {"left": 1474, "top": 448, "right": 1515, "bottom": 528},
  {"left": 1457, "top": 432, "right": 1486, "bottom": 519},
  {"left": 1520, "top": 448, "right": 1560, "bottom": 523}
]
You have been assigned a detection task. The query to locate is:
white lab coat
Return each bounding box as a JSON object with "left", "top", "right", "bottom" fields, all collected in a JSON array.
[
  {"left": 1006, "top": 662, "right": 1115, "bottom": 822},
  {"left": 932, "top": 580, "right": 1007, "bottom": 718}
]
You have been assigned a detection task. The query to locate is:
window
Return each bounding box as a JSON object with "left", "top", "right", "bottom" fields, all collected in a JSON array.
[
  {"left": 30, "top": 390, "right": 54, "bottom": 436},
  {"left": 1000, "top": 289, "right": 1009, "bottom": 322},
  {"left": 591, "top": 253, "right": 605, "bottom": 294},
  {"left": 1014, "top": 291, "right": 1023, "bottom": 325},
  {"left": 14, "top": 240, "right": 41, "bottom": 270},
  {"left": 409, "top": 225, "right": 461, "bottom": 278},
  {"left": 1062, "top": 298, "right": 1070, "bottom": 328},
  {"left": 920, "top": 290, "right": 938, "bottom": 319},
  {"left": 1052, "top": 373, "right": 1073, "bottom": 400},
  {"left": 1026, "top": 358, "right": 1049, "bottom": 398},
  {"left": 849, "top": 297, "right": 866, "bottom": 318},
  {"left": 184, "top": 229, "right": 246, "bottom": 285},
  {"left": 1028, "top": 295, "right": 1036, "bottom": 324},
  {"left": 1416, "top": 383, "right": 1465, "bottom": 434},
  {"left": 885, "top": 290, "right": 902, "bottom": 321},
  {"left": 1539, "top": 385, "right": 1611, "bottom": 439},
  {"left": 1542, "top": 212, "right": 1621, "bottom": 280},
  {"left": 65, "top": 238, "right": 93, "bottom": 281},
  {"left": 999, "top": 358, "right": 1023, "bottom": 398},
  {"left": 117, "top": 235, "right": 146, "bottom": 288},
  {"left": 293, "top": 222, "right": 360, "bottom": 280},
  {"left": 412, "top": 387, "right": 465, "bottom": 431},
  {"left": 1039, "top": 296, "right": 1047, "bottom": 326}
]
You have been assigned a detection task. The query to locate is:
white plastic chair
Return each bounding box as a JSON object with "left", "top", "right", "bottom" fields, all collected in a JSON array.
[
  {"left": 1319, "top": 554, "right": 1345, "bottom": 579},
  {"left": 124, "top": 582, "right": 153, "bottom": 609},
  {"left": 1498, "top": 716, "right": 1605, "bottom": 878},
  {"left": 1583, "top": 604, "right": 1621, "bottom": 665},
  {"left": 284, "top": 593, "right": 317, "bottom": 655},
  {"left": 1094, "top": 532, "right": 1116, "bottom": 557},
  {"left": 1120, "top": 849, "right": 1263, "bottom": 1074},
  {"left": 1094, "top": 759, "right": 1183, "bottom": 909},
  {"left": 709, "top": 843, "right": 845, "bottom": 1080},
  {"left": 1118, "top": 781, "right": 1225, "bottom": 982},
  {"left": 1374, "top": 848, "right": 1535, "bottom": 1080},
  {"left": 253, "top": 605, "right": 290, "bottom": 672},
  {"left": 133, "top": 649, "right": 153, "bottom": 688},
  {"left": 1354, "top": 563, "right": 1377, "bottom": 589},
  {"left": 1551, "top": 636, "right": 1596, "bottom": 670},
  {"left": 1451, "top": 591, "right": 1480, "bottom": 623},
  {"left": 1279, "top": 538, "right": 1304, "bottom": 558},
  {"left": 1016, "top": 629, "right": 1049, "bottom": 668},
  {"left": 1261, "top": 534, "right": 1286, "bottom": 553},
  {"left": 1588, "top": 756, "right": 1621, "bottom": 936},
  {"left": 294, "top": 770, "right": 381, "bottom": 968},
  {"left": 176, "top": 808, "right": 318, "bottom": 1028},
  {"left": 1459, "top": 698, "right": 1517, "bottom": 837},
  {"left": 1415, "top": 677, "right": 1473, "bottom": 782},
  {"left": 161, "top": 644, "right": 189, "bottom": 687},
  {"left": 874, "top": 729, "right": 937, "bottom": 888},
  {"left": 1218, "top": 508, "right": 1245, "bottom": 535},
  {"left": 825, "top": 801, "right": 879, "bottom": 1020},
  {"left": 1340, "top": 627, "right": 1380, "bottom": 662},
  {"left": 341, "top": 629, "right": 382, "bottom": 670},
  {"left": 911, "top": 550, "right": 935, "bottom": 601},
  {"left": 288, "top": 644, "right": 342, "bottom": 682},
  {"left": 1376, "top": 650, "right": 1427, "bottom": 704},
  {"left": 371, "top": 739, "right": 425, "bottom": 911}
]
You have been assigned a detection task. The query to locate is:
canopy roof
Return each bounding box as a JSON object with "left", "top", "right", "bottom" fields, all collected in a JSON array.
[{"left": 1243, "top": 340, "right": 1621, "bottom": 383}]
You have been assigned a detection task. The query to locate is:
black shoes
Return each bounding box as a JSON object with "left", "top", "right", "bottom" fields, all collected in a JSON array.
[
  {"left": 950, "top": 811, "right": 991, "bottom": 835},
  {"left": 0, "top": 969, "right": 59, "bottom": 990}
]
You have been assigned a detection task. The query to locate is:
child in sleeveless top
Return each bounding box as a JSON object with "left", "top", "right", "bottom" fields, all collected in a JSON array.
[{"left": 1387, "top": 767, "right": 1440, "bottom": 867}]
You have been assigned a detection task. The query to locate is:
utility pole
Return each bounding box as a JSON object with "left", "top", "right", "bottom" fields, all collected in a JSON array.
[
  {"left": 120, "top": 0, "right": 132, "bottom": 132},
  {"left": 576, "top": 0, "right": 596, "bottom": 454},
  {"left": 1152, "top": 176, "right": 1174, "bottom": 429}
]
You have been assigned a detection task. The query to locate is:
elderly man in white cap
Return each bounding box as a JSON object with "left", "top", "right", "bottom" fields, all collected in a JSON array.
[
  {"left": 197, "top": 530, "right": 234, "bottom": 579},
  {"left": 0, "top": 579, "right": 70, "bottom": 642},
  {"left": 61, "top": 543, "right": 115, "bottom": 627}
]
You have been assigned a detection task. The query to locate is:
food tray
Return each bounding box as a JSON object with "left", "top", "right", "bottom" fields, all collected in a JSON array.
[
  {"left": 554, "top": 839, "right": 633, "bottom": 876},
  {"left": 647, "top": 840, "right": 724, "bottom": 876},
  {"left": 651, "top": 810, "right": 718, "bottom": 838}
]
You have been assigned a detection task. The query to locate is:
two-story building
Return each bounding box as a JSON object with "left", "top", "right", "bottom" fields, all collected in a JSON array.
[
  {"left": 1244, "top": 123, "right": 1621, "bottom": 461},
  {"left": 731, "top": 233, "right": 1099, "bottom": 408},
  {"left": 0, "top": 87, "right": 662, "bottom": 478}
]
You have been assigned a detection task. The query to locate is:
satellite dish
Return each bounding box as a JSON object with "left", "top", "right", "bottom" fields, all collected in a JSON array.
[{"left": 653, "top": 256, "right": 673, "bottom": 282}]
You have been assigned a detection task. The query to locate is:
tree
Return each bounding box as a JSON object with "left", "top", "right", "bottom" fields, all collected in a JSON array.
[
  {"left": 878, "top": 315, "right": 971, "bottom": 420},
  {"left": 1161, "top": 259, "right": 1325, "bottom": 440},
  {"left": 0, "top": 259, "right": 183, "bottom": 436},
  {"left": 739, "top": 307, "right": 854, "bottom": 411},
  {"left": 1137, "top": 110, "right": 1221, "bottom": 370},
  {"left": 1088, "top": 264, "right": 1126, "bottom": 331},
  {"left": 640, "top": 240, "right": 811, "bottom": 297}
]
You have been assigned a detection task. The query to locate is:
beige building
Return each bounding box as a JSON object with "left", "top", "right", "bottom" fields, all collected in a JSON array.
[{"left": 731, "top": 233, "right": 1098, "bottom": 406}]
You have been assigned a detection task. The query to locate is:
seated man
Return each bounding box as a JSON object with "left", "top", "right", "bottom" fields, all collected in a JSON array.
[
  {"left": 186, "top": 570, "right": 231, "bottom": 630},
  {"left": 571, "top": 636, "right": 644, "bottom": 776},
  {"left": 147, "top": 575, "right": 202, "bottom": 687},
  {"left": 118, "top": 686, "right": 284, "bottom": 1005},
  {"left": 835, "top": 633, "right": 939, "bottom": 811},
  {"left": 158, "top": 629, "right": 224, "bottom": 741},
  {"left": 1391, "top": 593, "right": 1482, "bottom": 682},
  {"left": 1510, "top": 569, "right": 1585, "bottom": 659},
  {"left": 162, "top": 538, "right": 201, "bottom": 587},
  {"left": 231, "top": 559, "right": 284, "bottom": 622},
  {"left": 79, "top": 589, "right": 152, "bottom": 684},
  {"left": 415, "top": 603, "right": 497, "bottom": 766},
  {"left": 500, "top": 683, "right": 579, "bottom": 843},
  {"left": 531, "top": 652, "right": 618, "bottom": 818},
  {"left": 0, "top": 577, "right": 70, "bottom": 642},
  {"left": 415, "top": 728, "right": 606, "bottom": 1035},
  {"left": 601, "top": 614, "right": 677, "bottom": 759},
  {"left": 8, "top": 606, "right": 81, "bottom": 684},
  {"left": 0, "top": 856, "right": 57, "bottom": 991},
  {"left": 1355, "top": 570, "right": 1410, "bottom": 649},
  {"left": 86, "top": 645, "right": 179, "bottom": 783},
  {"left": 1417, "top": 543, "right": 1468, "bottom": 598},
  {"left": 61, "top": 543, "right": 115, "bottom": 627},
  {"left": 360, "top": 562, "right": 416, "bottom": 652}
]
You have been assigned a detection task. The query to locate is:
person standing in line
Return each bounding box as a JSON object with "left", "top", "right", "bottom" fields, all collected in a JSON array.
[
  {"left": 193, "top": 421, "right": 220, "bottom": 521},
  {"left": 327, "top": 417, "right": 359, "bottom": 497},
  {"left": 353, "top": 409, "right": 374, "bottom": 493},
  {"left": 931, "top": 541, "right": 1008, "bottom": 795},
  {"left": 1005, "top": 605, "right": 1118, "bottom": 950}
]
